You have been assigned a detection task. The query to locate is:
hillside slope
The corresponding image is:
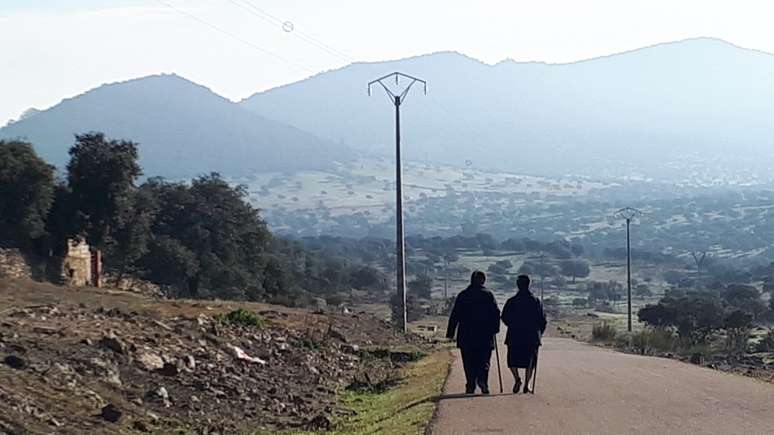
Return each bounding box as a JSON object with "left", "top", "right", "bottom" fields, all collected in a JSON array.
[{"left": 0, "top": 279, "right": 429, "bottom": 434}]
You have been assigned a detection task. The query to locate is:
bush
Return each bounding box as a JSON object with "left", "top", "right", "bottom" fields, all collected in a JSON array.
[
  {"left": 325, "top": 293, "right": 347, "bottom": 306},
  {"left": 630, "top": 328, "right": 676, "bottom": 355},
  {"left": 216, "top": 309, "right": 265, "bottom": 328},
  {"left": 592, "top": 322, "right": 617, "bottom": 342},
  {"left": 755, "top": 329, "right": 774, "bottom": 352},
  {"left": 594, "top": 302, "right": 617, "bottom": 313},
  {"left": 298, "top": 336, "right": 322, "bottom": 350}
]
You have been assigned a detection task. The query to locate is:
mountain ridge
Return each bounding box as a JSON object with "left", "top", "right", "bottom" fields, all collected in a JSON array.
[
  {"left": 239, "top": 37, "right": 774, "bottom": 178},
  {"left": 0, "top": 73, "right": 352, "bottom": 177}
]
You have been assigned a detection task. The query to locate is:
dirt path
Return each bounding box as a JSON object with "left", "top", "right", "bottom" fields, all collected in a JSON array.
[{"left": 431, "top": 338, "right": 774, "bottom": 435}]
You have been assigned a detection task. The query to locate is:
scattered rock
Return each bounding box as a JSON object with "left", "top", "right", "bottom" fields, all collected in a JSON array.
[
  {"left": 4, "top": 355, "right": 27, "bottom": 370},
  {"left": 307, "top": 414, "right": 332, "bottom": 430},
  {"left": 136, "top": 352, "right": 164, "bottom": 371},
  {"left": 132, "top": 420, "right": 151, "bottom": 432},
  {"left": 146, "top": 386, "right": 172, "bottom": 407},
  {"left": 342, "top": 344, "right": 360, "bottom": 354},
  {"left": 327, "top": 327, "right": 347, "bottom": 342},
  {"left": 33, "top": 326, "right": 58, "bottom": 335},
  {"left": 230, "top": 345, "right": 266, "bottom": 365},
  {"left": 184, "top": 355, "right": 196, "bottom": 370},
  {"left": 159, "top": 362, "right": 179, "bottom": 376},
  {"left": 152, "top": 320, "right": 172, "bottom": 331},
  {"left": 100, "top": 334, "right": 125, "bottom": 354},
  {"left": 101, "top": 404, "right": 122, "bottom": 423}
]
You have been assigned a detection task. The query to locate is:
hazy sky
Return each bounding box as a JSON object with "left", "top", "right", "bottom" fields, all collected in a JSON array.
[{"left": 2, "top": 0, "right": 774, "bottom": 125}]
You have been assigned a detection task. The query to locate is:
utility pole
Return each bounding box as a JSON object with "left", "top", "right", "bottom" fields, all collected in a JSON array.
[
  {"left": 614, "top": 207, "right": 642, "bottom": 332},
  {"left": 691, "top": 251, "right": 707, "bottom": 289},
  {"left": 368, "top": 72, "right": 427, "bottom": 333}
]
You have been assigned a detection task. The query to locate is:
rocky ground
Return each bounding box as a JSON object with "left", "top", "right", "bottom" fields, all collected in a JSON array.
[{"left": 0, "top": 279, "right": 430, "bottom": 435}]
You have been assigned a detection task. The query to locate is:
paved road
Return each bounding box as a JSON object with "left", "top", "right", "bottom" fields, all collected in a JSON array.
[{"left": 431, "top": 338, "right": 774, "bottom": 435}]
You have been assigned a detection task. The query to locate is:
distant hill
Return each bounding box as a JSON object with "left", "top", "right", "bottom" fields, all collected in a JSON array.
[
  {"left": 241, "top": 38, "right": 774, "bottom": 178},
  {"left": 0, "top": 74, "right": 351, "bottom": 177}
]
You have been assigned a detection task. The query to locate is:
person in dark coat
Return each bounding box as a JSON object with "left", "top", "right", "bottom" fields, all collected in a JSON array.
[
  {"left": 446, "top": 270, "right": 501, "bottom": 394},
  {"left": 501, "top": 274, "right": 546, "bottom": 394}
]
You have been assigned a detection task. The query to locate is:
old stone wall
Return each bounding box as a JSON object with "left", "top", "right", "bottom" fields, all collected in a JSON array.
[{"left": 0, "top": 248, "right": 32, "bottom": 279}]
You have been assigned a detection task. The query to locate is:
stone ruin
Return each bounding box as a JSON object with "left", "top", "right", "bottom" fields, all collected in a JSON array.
[
  {"left": 0, "top": 247, "right": 32, "bottom": 279},
  {"left": 0, "top": 239, "right": 101, "bottom": 287},
  {"left": 60, "top": 238, "right": 98, "bottom": 287}
]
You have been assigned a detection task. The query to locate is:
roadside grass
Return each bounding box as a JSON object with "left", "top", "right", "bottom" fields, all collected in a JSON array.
[
  {"left": 335, "top": 349, "right": 452, "bottom": 434},
  {"left": 254, "top": 348, "right": 452, "bottom": 435}
]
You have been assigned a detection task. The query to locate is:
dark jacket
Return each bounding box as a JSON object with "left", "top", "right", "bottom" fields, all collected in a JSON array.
[
  {"left": 446, "top": 285, "right": 500, "bottom": 349},
  {"left": 501, "top": 290, "right": 547, "bottom": 348}
]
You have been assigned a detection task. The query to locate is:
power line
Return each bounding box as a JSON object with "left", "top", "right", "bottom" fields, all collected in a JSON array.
[
  {"left": 222, "top": 1, "right": 491, "bottom": 168},
  {"left": 230, "top": 0, "right": 353, "bottom": 62},
  {"left": 155, "top": 0, "right": 315, "bottom": 73}
]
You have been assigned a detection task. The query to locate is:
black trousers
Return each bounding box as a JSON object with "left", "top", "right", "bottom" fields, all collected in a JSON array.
[{"left": 460, "top": 346, "right": 492, "bottom": 391}]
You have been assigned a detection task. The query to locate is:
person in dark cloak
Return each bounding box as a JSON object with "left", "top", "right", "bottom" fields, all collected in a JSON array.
[
  {"left": 446, "top": 270, "right": 501, "bottom": 394},
  {"left": 501, "top": 274, "right": 547, "bottom": 394}
]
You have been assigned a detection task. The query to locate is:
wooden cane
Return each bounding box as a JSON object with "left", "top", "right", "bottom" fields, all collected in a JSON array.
[
  {"left": 530, "top": 347, "right": 539, "bottom": 394},
  {"left": 493, "top": 336, "right": 503, "bottom": 393}
]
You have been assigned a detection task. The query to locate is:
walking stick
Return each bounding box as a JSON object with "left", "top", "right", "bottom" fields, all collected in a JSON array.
[
  {"left": 493, "top": 336, "right": 503, "bottom": 393},
  {"left": 530, "top": 347, "right": 539, "bottom": 394}
]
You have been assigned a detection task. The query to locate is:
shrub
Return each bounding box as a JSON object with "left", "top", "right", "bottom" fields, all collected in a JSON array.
[
  {"left": 630, "top": 328, "right": 676, "bottom": 355},
  {"left": 571, "top": 298, "right": 587, "bottom": 307},
  {"left": 755, "top": 329, "right": 774, "bottom": 352},
  {"left": 359, "top": 348, "right": 426, "bottom": 363},
  {"left": 594, "top": 302, "right": 617, "bottom": 313},
  {"left": 300, "top": 338, "right": 320, "bottom": 350},
  {"left": 325, "top": 293, "right": 346, "bottom": 306},
  {"left": 216, "top": 309, "right": 265, "bottom": 328},
  {"left": 592, "top": 322, "right": 617, "bottom": 342}
]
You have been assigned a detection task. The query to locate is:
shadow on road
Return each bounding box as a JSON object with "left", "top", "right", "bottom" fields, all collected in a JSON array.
[{"left": 434, "top": 393, "right": 516, "bottom": 401}]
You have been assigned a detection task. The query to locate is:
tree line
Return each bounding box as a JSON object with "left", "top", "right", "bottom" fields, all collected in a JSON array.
[{"left": 0, "top": 134, "right": 385, "bottom": 303}]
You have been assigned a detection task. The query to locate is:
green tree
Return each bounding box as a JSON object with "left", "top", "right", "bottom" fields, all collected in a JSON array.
[
  {"left": 107, "top": 187, "right": 158, "bottom": 279},
  {"left": 723, "top": 310, "right": 753, "bottom": 355},
  {"left": 351, "top": 265, "right": 384, "bottom": 291},
  {"left": 0, "top": 140, "right": 55, "bottom": 248},
  {"left": 140, "top": 174, "right": 271, "bottom": 297},
  {"left": 67, "top": 132, "right": 141, "bottom": 249},
  {"left": 409, "top": 273, "right": 433, "bottom": 299},
  {"left": 638, "top": 303, "right": 676, "bottom": 329},
  {"left": 722, "top": 285, "right": 766, "bottom": 319},
  {"left": 640, "top": 297, "right": 725, "bottom": 345},
  {"left": 634, "top": 283, "right": 653, "bottom": 298},
  {"left": 560, "top": 259, "right": 590, "bottom": 283},
  {"left": 137, "top": 235, "right": 199, "bottom": 295}
]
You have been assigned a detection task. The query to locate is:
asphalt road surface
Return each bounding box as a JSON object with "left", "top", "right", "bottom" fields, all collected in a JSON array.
[{"left": 431, "top": 338, "right": 774, "bottom": 435}]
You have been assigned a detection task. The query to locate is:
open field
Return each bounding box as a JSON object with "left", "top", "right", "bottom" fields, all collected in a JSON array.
[{"left": 229, "top": 158, "right": 774, "bottom": 267}]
